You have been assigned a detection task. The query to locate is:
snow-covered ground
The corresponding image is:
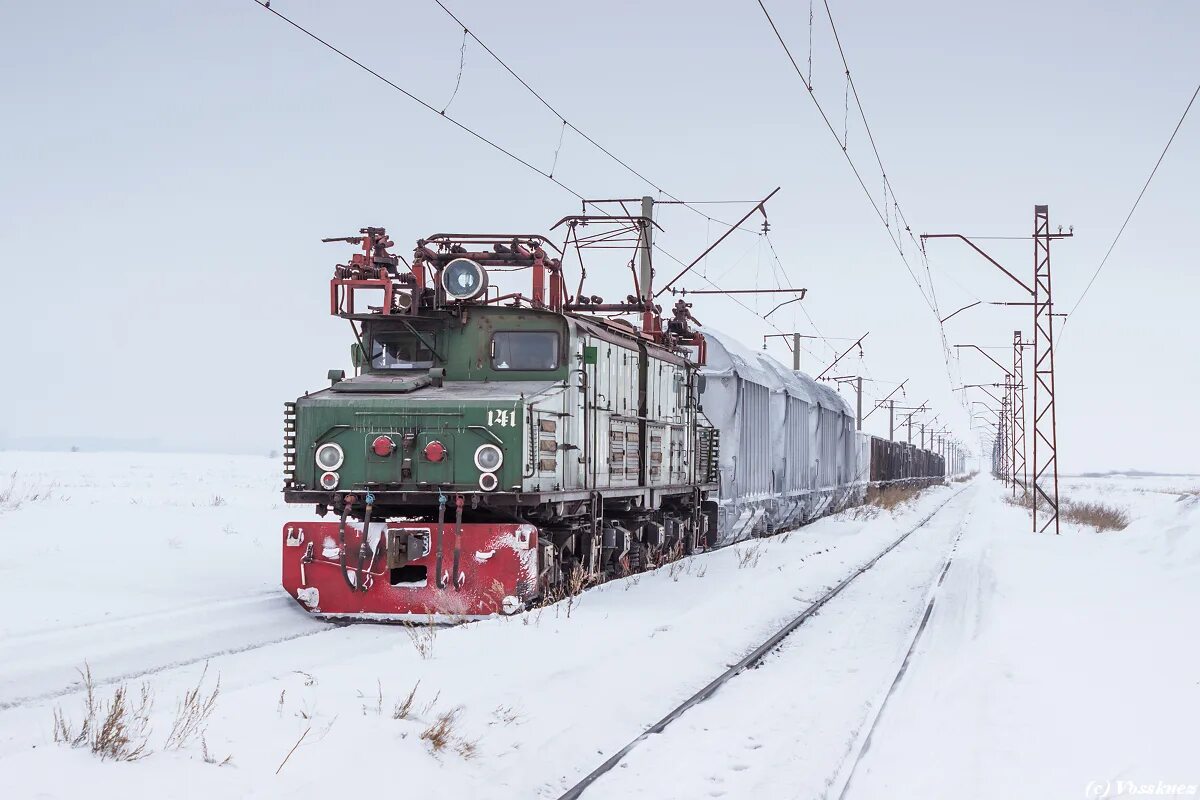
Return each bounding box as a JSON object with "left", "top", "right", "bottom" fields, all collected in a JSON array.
[
  {"left": 1, "top": 452, "right": 1196, "bottom": 799},
  {"left": 844, "top": 480, "right": 1200, "bottom": 800}
]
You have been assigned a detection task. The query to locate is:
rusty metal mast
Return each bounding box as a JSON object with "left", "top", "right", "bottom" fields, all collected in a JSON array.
[
  {"left": 999, "top": 386, "right": 1012, "bottom": 486},
  {"left": 1012, "top": 330, "right": 1028, "bottom": 496},
  {"left": 1030, "top": 206, "right": 1062, "bottom": 533},
  {"left": 922, "top": 205, "right": 1070, "bottom": 533}
]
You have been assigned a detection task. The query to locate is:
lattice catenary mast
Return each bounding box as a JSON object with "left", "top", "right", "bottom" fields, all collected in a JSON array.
[{"left": 922, "top": 205, "right": 1070, "bottom": 534}]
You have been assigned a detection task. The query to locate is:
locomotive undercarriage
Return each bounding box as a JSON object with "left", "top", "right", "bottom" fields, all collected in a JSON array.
[
  {"left": 374, "top": 493, "right": 712, "bottom": 593},
  {"left": 282, "top": 486, "right": 713, "bottom": 619},
  {"left": 529, "top": 491, "right": 711, "bottom": 592}
]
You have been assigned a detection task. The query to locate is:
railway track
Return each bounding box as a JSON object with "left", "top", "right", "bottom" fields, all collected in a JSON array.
[
  {"left": 0, "top": 592, "right": 335, "bottom": 712},
  {"left": 555, "top": 484, "right": 974, "bottom": 800},
  {"left": 831, "top": 500, "right": 976, "bottom": 800}
]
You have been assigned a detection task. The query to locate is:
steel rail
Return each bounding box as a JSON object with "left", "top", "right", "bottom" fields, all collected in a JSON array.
[
  {"left": 555, "top": 485, "right": 971, "bottom": 800},
  {"left": 833, "top": 501, "right": 974, "bottom": 800}
]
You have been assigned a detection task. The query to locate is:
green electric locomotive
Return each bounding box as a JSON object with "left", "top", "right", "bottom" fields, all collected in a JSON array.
[{"left": 282, "top": 225, "right": 718, "bottom": 620}]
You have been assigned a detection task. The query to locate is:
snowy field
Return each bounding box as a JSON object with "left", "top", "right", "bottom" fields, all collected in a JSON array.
[{"left": 1, "top": 452, "right": 1197, "bottom": 799}]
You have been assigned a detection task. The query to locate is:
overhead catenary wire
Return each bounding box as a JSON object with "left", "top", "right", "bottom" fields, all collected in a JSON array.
[
  {"left": 252, "top": 0, "right": 803, "bottom": 387},
  {"left": 754, "top": 0, "right": 936, "bottom": 315},
  {"left": 757, "top": 0, "right": 968, "bottom": 433},
  {"left": 250, "top": 0, "right": 766, "bottom": 315},
  {"left": 248, "top": 0, "right": 587, "bottom": 203},
  {"left": 760, "top": 233, "right": 892, "bottom": 392},
  {"left": 1062, "top": 80, "right": 1200, "bottom": 329},
  {"left": 440, "top": 26, "right": 469, "bottom": 114},
  {"left": 817, "top": 0, "right": 965, "bottom": 418},
  {"left": 252, "top": 0, "right": 950, "bottom": 438},
  {"left": 658, "top": 243, "right": 826, "bottom": 364},
  {"left": 429, "top": 0, "right": 758, "bottom": 236},
  {"left": 759, "top": 0, "right": 966, "bottom": 450},
  {"left": 763, "top": 233, "right": 836, "bottom": 357}
]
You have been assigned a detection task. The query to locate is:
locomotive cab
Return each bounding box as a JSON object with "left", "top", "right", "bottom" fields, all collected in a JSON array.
[{"left": 285, "top": 306, "right": 571, "bottom": 501}]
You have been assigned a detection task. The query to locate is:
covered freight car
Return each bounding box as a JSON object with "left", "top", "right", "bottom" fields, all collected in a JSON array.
[
  {"left": 698, "top": 328, "right": 862, "bottom": 544},
  {"left": 868, "top": 437, "right": 945, "bottom": 484}
]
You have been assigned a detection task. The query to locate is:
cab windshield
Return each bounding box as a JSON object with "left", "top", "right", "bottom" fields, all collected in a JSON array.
[{"left": 369, "top": 331, "right": 436, "bottom": 370}]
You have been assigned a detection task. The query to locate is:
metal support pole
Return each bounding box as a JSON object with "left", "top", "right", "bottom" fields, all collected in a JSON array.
[
  {"left": 855, "top": 376, "right": 863, "bottom": 431},
  {"left": 922, "top": 211, "right": 1069, "bottom": 529},
  {"left": 1009, "top": 377, "right": 1016, "bottom": 494},
  {"left": 1001, "top": 389, "right": 1012, "bottom": 487},
  {"left": 639, "top": 196, "right": 654, "bottom": 332},
  {"left": 1032, "top": 205, "right": 1061, "bottom": 534},
  {"left": 1013, "top": 330, "right": 1027, "bottom": 495},
  {"left": 792, "top": 332, "right": 801, "bottom": 372},
  {"left": 889, "top": 400, "right": 895, "bottom": 441},
  {"left": 816, "top": 333, "right": 869, "bottom": 380},
  {"left": 656, "top": 187, "right": 779, "bottom": 297}
]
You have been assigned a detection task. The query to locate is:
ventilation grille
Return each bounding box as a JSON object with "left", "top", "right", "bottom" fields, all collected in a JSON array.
[
  {"left": 283, "top": 402, "right": 297, "bottom": 487},
  {"left": 697, "top": 424, "right": 720, "bottom": 485}
]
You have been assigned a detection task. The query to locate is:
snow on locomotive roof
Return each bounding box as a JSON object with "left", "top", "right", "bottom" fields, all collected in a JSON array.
[
  {"left": 698, "top": 327, "right": 852, "bottom": 416},
  {"left": 321, "top": 373, "right": 560, "bottom": 401}
]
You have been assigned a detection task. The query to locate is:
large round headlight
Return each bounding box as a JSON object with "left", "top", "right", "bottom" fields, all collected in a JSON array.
[
  {"left": 315, "top": 443, "right": 344, "bottom": 471},
  {"left": 474, "top": 444, "right": 503, "bottom": 472},
  {"left": 442, "top": 258, "right": 489, "bottom": 301}
]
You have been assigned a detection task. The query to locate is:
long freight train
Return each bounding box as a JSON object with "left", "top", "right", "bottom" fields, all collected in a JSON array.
[{"left": 281, "top": 225, "right": 945, "bottom": 620}]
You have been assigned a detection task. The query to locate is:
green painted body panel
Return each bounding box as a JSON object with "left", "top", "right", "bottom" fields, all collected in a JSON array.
[
  {"left": 294, "top": 391, "right": 525, "bottom": 492},
  {"left": 291, "top": 307, "right": 568, "bottom": 494},
  {"left": 371, "top": 307, "right": 569, "bottom": 383}
]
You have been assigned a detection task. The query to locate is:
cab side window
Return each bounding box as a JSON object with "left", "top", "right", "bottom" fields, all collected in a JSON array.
[{"left": 492, "top": 331, "right": 560, "bottom": 371}]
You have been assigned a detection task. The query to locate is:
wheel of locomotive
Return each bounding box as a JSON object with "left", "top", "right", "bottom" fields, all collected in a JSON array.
[
  {"left": 682, "top": 521, "right": 695, "bottom": 556},
  {"left": 615, "top": 538, "right": 649, "bottom": 575},
  {"left": 554, "top": 554, "right": 583, "bottom": 595},
  {"left": 702, "top": 501, "right": 720, "bottom": 549}
]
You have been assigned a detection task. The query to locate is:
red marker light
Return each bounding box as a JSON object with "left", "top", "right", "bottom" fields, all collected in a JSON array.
[
  {"left": 372, "top": 435, "right": 395, "bottom": 457},
  {"left": 423, "top": 441, "right": 446, "bottom": 462}
]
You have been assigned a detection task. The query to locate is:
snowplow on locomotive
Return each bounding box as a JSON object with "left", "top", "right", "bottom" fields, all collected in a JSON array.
[{"left": 281, "top": 215, "right": 948, "bottom": 621}]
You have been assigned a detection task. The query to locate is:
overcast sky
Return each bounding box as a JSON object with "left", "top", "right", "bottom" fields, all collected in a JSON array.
[{"left": 1, "top": 0, "right": 1197, "bottom": 473}]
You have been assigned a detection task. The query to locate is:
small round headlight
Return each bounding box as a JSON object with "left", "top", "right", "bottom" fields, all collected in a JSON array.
[
  {"left": 320, "top": 471, "right": 339, "bottom": 490},
  {"left": 478, "top": 472, "right": 498, "bottom": 491},
  {"left": 474, "top": 444, "right": 503, "bottom": 472},
  {"left": 315, "top": 443, "right": 344, "bottom": 471}
]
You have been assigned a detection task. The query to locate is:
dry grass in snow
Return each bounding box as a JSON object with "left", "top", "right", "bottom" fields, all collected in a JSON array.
[
  {"left": 163, "top": 664, "right": 221, "bottom": 751},
  {"left": 420, "top": 707, "right": 477, "bottom": 759},
  {"left": 0, "top": 471, "right": 61, "bottom": 513},
  {"left": 736, "top": 542, "right": 764, "bottom": 569},
  {"left": 52, "top": 665, "right": 153, "bottom": 762},
  {"left": 871, "top": 483, "right": 931, "bottom": 511},
  {"left": 393, "top": 681, "right": 420, "bottom": 720},
  {"left": 1007, "top": 491, "right": 1130, "bottom": 531},
  {"left": 405, "top": 616, "right": 439, "bottom": 659},
  {"left": 52, "top": 662, "right": 228, "bottom": 764}
]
